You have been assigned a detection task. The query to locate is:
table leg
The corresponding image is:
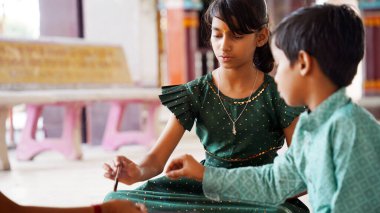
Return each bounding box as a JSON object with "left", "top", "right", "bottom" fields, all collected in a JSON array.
[
  {"left": 102, "top": 100, "right": 160, "bottom": 151},
  {"left": 17, "top": 103, "right": 83, "bottom": 161},
  {"left": 0, "top": 106, "right": 11, "bottom": 170}
]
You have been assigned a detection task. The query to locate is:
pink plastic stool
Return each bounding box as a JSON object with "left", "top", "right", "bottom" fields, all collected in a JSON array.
[
  {"left": 102, "top": 100, "right": 160, "bottom": 151},
  {"left": 16, "top": 103, "right": 83, "bottom": 160}
]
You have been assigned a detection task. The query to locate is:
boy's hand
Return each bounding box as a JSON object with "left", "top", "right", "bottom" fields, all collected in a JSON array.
[
  {"left": 165, "top": 154, "right": 205, "bottom": 182},
  {"left": 103, "top": 156, "right": 142, "bottom": 185}
]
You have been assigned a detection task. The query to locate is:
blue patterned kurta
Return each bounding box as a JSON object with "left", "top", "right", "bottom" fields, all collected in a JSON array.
[{"left": 203, "top": 88, "right": 380, "bottom": 212}]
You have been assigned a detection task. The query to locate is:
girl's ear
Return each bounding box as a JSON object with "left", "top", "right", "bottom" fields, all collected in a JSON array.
[
  {"left": 256, "top": 27, "right": 269, "bottom": 47},
  {"left": 298, "top": 50, "right": 312, "bottom": 76}
]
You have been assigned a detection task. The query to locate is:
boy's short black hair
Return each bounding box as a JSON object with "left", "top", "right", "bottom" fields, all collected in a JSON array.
[{"left": 273, "top": 4, "right": 364, "bottom": 88}]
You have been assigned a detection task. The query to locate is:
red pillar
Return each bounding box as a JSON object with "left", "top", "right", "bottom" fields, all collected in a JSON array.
[
  {"left": 166, "top": 8, "right": 187, "bottom": 84},
  {"left": 358, "top": 1, "right": 380, "bottom": 119},
  {"left": 362, "top": 9, "right": 380, "bottom": 95},
  {"left": 164, "top": 0, "right": 202, "bottom": 84},
  {"left": 184, "top": 10, "right": 199, "bottom": 81}
]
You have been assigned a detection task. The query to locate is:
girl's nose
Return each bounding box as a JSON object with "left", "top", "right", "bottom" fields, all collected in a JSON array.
[{"left": 221, "top": 37, "right": 232, "bottom": 52}]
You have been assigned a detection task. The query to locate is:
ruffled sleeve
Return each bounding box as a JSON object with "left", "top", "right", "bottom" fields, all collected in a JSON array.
[
  {"left": 267, "top": 76, "right": 307, "bottom": 128},
  {"left": 159, "top": 84, "right": 198, "bottom": 131},
  {"left": 276, "top": 97, "right": 307, "bottom": 129}
]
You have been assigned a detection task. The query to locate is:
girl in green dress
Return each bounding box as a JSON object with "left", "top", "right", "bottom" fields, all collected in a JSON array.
[{"left": 103, "top": 0, "right": 308, "bottom": 212}]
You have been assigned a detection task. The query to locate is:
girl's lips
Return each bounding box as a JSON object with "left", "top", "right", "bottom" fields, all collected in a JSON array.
[{"left": 220, "top": 56, "right": 232, "bottom": 62}]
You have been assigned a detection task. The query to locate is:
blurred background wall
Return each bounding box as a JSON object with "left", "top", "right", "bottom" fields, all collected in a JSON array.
[{"left": 1, "top": 0, "right": 379, "bottom": 146}]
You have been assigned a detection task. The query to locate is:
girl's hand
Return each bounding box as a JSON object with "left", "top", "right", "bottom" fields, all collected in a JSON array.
[
  {"left": 103, "top": 156, "right": 142, "bottom": 185},
  {"left": 102, "top": 200, "right": 147, "bottom": 213},
  {"left": 165, "top": 154, "right": 205, "bottom": 182}
]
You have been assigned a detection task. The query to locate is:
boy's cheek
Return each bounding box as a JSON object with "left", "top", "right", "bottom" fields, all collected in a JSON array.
[
  {"left": 274, "top": 71, "right": 285, "bottom": 87},
  {"left": 274, "top": 72, "right": 280, "bottom": 84},
  {"left": 274, "top": 78, "right": 288, "bottom": 103}
]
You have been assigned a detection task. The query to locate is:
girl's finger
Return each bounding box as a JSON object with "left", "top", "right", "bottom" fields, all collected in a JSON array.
[
  {"left": 114, "top": 156, "right": 133, "bottom": 166},
  {"left": 103, "top": 163, "right": 114, "bottom": 173},
  {"left": 104, "top": 172, "right": 114, "bottom": 179}
]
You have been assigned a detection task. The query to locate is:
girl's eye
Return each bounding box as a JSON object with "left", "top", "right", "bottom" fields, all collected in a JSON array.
[
  {"left": 233, "top": 34, "right": 243, "bottom": 39},
  {"left": 212, "top": 34, "right": 222, "bottom": 38}
]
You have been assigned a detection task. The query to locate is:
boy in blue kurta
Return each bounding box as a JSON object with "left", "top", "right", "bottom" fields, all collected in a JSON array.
[{"left": 165, "top": 4, "right": 380, "bottom": 213}]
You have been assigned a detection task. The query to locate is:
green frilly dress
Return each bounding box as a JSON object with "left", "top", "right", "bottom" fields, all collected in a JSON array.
[{"left": 104, "top": 73, "right": 308, "bottom": 212}]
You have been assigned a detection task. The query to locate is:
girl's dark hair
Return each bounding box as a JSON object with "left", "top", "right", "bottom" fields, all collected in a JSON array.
[
  {"left": 203, "top": 0, "right": 274, "bottom": 73},
  {"left": 273, "top": 4, "right": 364, "bottom": 88}
]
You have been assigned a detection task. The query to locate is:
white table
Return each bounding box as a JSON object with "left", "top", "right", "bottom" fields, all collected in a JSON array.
[{"left": 0, "top": 88, "right": 161, "bottom": 170}]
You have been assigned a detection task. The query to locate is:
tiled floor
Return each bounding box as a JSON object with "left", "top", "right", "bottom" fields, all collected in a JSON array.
[
  {"left": 0, "top": 128, "right": 310, "bottom": 211},
  {"left": 0, "top": 130, "right": 205, "bottom": 207}
]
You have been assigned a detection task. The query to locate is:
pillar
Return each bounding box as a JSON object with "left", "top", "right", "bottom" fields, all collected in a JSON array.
[
  {"left": 360, "top": 1, "right": 380, "bottom": 96},
  {"left": 163, "top": 0, "right": 203, "bottom": 84}
]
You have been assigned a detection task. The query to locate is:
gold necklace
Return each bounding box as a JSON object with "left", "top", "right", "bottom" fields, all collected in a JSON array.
[{"left": 216, "top": 68, "right": 258, "bottom": 135}]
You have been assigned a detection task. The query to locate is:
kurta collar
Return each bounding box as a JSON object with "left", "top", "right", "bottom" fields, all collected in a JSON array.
[{"left": 300, "top": 88, "right": 350, "bottom": 131}]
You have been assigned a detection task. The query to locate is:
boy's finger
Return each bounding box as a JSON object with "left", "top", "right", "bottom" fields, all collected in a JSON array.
[
  {"left": 169, "top": 158, "right": 183, "bottom": 168},
  {"left": 165, "top": 161, "right": 176, "bottom": 171},
  {"left": 166, "top": 162, "right": 181, "bottom": 173},
  {"left": 166, "top": 169, "right": 185, "bottom": 179},
  {"left": 165, "top": 166, "right": 173, "bottom": 173},
  {"left": 166, "top": 172, "right": 178, "bottom": 180}
]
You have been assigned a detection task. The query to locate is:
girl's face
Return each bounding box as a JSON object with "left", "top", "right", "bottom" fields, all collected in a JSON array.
[
  {"left": 271, "top": 42, "right": 306, "bottom": 106},
  {"left": 210, "top": 17, "right": 261, "bottom": 70}
]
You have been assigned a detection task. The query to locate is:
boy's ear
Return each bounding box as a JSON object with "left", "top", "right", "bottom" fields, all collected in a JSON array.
[
  {"left": 256, "top": 28, "right": 269, "bottom": 47},
  {"left": 298, "top": 50, "right": 312, "bottom": 76}
]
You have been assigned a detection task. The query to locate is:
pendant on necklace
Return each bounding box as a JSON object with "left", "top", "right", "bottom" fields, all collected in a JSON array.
[{"left": 232, "top": 122, "right": 237, "bottom": 135}]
